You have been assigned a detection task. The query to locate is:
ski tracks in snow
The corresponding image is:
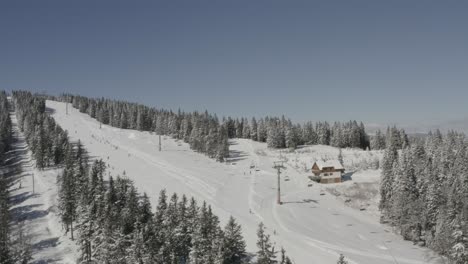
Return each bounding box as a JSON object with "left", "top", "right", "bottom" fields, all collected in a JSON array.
[
  {"left": 48, "top": 101, "right": 444, "bottom": 264},
  {"left": 77, "top": 111, "right": 219, "bottom": 203}
]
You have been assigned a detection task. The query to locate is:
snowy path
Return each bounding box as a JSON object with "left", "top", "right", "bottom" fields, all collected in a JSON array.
[
  {"left": 2, "top": 110, "right": 78, "bottom": 263},
  {"left": 48, "top": 100, "right": 444, "bottom": 264}
]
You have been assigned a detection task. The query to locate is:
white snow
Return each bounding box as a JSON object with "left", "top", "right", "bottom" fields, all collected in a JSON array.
[
  {"left": 314, "top": 160, "right": 344, "bottom": 170},
  {"left": 325, "top": 170, "right": 382, "bottom": 219},
  {"left": 5, "top": 111, "right": 78, "bottom": 263},
  {"left": 47, "top": 100, "right": 444, "bottom": 264}
]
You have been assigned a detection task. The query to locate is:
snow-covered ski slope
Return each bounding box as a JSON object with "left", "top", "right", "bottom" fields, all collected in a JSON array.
[
  {"left": 6, "top": 109, "right": 78, "bottom": 263},
  {"left": 47, "top": 100, "right": 443, "bottom": 264}
]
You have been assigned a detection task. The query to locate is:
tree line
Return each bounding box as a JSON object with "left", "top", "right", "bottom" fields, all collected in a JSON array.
[
  {"left": 380, "top": 128, "right": 468, "bottom": 263},
  {"left": 0, "top": 90, "right": 36, "bottom": 264},
  {"left": 12, "top": 90, "right": 295, "bottom": 263},
  {"left": 57, "top": 95, "right": 371, "bottom": 158},
  {"left": 59, "top": 152, "right": 251, "bottom": 263},
  {"left": 60, "top": 94, "right": 230, "bottom": 161},
  {"left": 370, "top": 126, "right": 409, "bottom": 151},
  {"left": 0, "top": 91, "right": 12, "bottom": 160},
  {"left": 0, "top": 90, "right": 13, "bottom": 264}
]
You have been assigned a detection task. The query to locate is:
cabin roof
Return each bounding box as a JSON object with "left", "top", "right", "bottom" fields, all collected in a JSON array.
[{"left": 313, "top": 160, "right": 344, "bottom": 170}]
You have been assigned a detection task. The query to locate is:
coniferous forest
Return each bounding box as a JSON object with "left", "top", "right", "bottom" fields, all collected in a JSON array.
[
  {"left": 0, "top": 91, "right": 13, "bottom": 264},
  {"left": 8, "top": 91, "right": 295, "bottom": 263},
  {"left": 3, "top": 1, "right": 467, "bottom": 263},
  {"left": 58, "top": 94, "right": 371, "bottom": 160},
  {"left": 2, "top": 90, "right": 467, "bottom": 263},
  {"left": 380, "top": 128, "right": 468, "bottom": 263}
]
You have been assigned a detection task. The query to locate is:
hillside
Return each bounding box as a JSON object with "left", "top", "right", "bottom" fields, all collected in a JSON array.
[
  {"left": 4, "top": 103, "right": 78, "bottom": 263},
  {"left": 46, "top": 100, "right": 443, "bottom": 264}
]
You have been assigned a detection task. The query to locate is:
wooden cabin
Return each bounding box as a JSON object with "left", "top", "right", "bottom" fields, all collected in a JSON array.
[{"left": 312, "top": 160, "right": 345, "bottom": 184}]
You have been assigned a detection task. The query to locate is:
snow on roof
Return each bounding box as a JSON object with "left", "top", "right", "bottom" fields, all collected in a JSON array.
[{"left": 314, "top": 160, "right": 344, "bottom": 170}]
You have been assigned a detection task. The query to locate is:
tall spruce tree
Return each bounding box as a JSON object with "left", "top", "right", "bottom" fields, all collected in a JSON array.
[
  {"left": 256, "top": 222, "right": 277, "bottom": 264},
  {"left": 220, "top": 216, "right": 247, "bottom": 264}
]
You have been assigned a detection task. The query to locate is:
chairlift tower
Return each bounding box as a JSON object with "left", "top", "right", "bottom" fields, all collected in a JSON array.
[{"left": 273, "top": 161, "right": 286, "bottom": 205}]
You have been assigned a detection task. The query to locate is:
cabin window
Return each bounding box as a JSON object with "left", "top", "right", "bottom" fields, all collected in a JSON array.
[{"left": 324, "top": 173, "right": 328, "bottom": 176}]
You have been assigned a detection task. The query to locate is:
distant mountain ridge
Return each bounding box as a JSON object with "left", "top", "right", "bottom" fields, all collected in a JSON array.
[{"left": 365, "top": 117, "right": 468, "bottom": 135}]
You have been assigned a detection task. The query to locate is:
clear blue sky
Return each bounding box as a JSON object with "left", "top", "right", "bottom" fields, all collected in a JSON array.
[{"left": 1, "top": 0, "right": 467, "bottom": 124}]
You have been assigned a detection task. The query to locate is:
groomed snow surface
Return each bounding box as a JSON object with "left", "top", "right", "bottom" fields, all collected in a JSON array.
[{"left": 46, "top": 100, "right": 443, "bottom": 264}]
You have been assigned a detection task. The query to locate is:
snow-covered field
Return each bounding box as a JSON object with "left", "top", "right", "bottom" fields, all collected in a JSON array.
[
  {"left": 46, "top": 100, "right": 444, "bottom": 264},
  {"left": 267, "top": 145, "right": 383, "bottom": 218}
]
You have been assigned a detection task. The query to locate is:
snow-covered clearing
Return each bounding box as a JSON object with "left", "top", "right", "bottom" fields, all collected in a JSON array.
[
  {"left": 3, "top": 111, "right": 78, "bottom": 263},
  {"left": 47, "top": 100, "right": 443, "bottom": 264},
  {"left": 268, "top": 145, "right": 383, "bottom": 218}
]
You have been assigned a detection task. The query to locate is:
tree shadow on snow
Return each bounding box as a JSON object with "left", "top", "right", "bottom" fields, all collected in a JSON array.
[
  {"left": 32, "top": 258, "right": 63, "bottom": 264},
  {"left": 32, "top": 237, "right": 60, "bottom": 252},
  {"left": 87, "top": 155, "right": 105, "bottom": 163},
  {"left": 45, "top": 107, "right": 56, "bottom": 115},
  {"left": 282, "top": 199, "right": 319, "bottom": 205},
  {"left": 227, "top": 150, "right": 249, "bottom": 163},
  {"left": 9, "top": 191, "right": 39, "bottom": 206},
  {"left": 342, "top": 171, "right": 355, "bottom": 182},
  {"left": 244, "top": 253, "right": 256, "bottom": 263},
  {"left": 10, "top": 204, "right": 48, "bottom": 223}
]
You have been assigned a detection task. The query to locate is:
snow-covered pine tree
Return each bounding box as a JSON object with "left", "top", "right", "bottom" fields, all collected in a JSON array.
[
  {"left": 0, "top": 91, "right": 12, "bottom": 158},
  {"left": 136, "top": 106, "right": 147, "bottom": 131},
  {"left": 330, "top": 122, "right": 343, "bottom": 148},
  {"left": 450, "top": 228, "right": 468, "bottom": 264},
  {"left": 146, "top": 189, "right": 168, "bottom": 263},
  {"left": 242, "top": 118, "right": 251, "bottom": 139},
  {"left": 122, "top": 185, "right": 139, "bottom": 235},
  {"left": 206, "top": 128, "right": 219, "bottom": 159},
  {"left": 172, "top": 194, "right": 191, "bottom": 263},
  {"left": 235, "top": 119, "right": 243, "bottom": 139},
  {"left": 220, "top": 216, "right": 247, "bottom": 264},
  {"left": 279, "top": 247, "right": 293, "bottom": 264},
  {"left": 58, "top": 147, "right": 78, "bottom": 240},
  {"left": 53, "top": 128, "right": 69, "bottom": 165},
  {"left": 379, "top": 133, "right": 399, "bottom": 222},
  {"left": 0, "top": 170, "right": 11, "bottom": 264},
  {"left": 390, "top": 147, "right": 421, "bottom": 238},
  {"left": 370, "top": 129, "right": 386, "bottom": 150},
  {"left": 33, "top": 125, "right": 46, "bottom": 169},
  {"left": 0, "top": 91, "right": 12, "bottom": 264},
  {"left": 337, "top": 254, "right": 348, "bottom": 264},
  {"left": 160, "top": 193, "right": 180, "bottom": 263},
  {"left": 316, "top": 122, "right": 330, "bottom": 145},
  {"left": 216, "top": 123, "right": 230, "bottom": 162},
  {"left": 77, "top": 160, "right": 106, "bottom": 263},
  {"left": 267, "top": 118, "right": 285, "bottom": 148},
  {"left": 250, "top": 117, "right": 258, "bottom": 141},
  {"left": 285, "top": 121, "right": 295, "bottom": 149},
  {"left": 189, "top": 201, "right": 207, "bottom": 264},
  {"left": 190, "top": 203, "right": 222, "bottom": 264},
  {"left": 256, "top": 222, "right": 277, "bottom": 264},
  {"left": 257, "top": 118, "right": 267, "bottom": 143}
]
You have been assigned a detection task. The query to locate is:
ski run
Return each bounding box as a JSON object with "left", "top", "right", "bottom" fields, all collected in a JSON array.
[{"left": 11, "top": 99, "right": 439, "bottom": 264}]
